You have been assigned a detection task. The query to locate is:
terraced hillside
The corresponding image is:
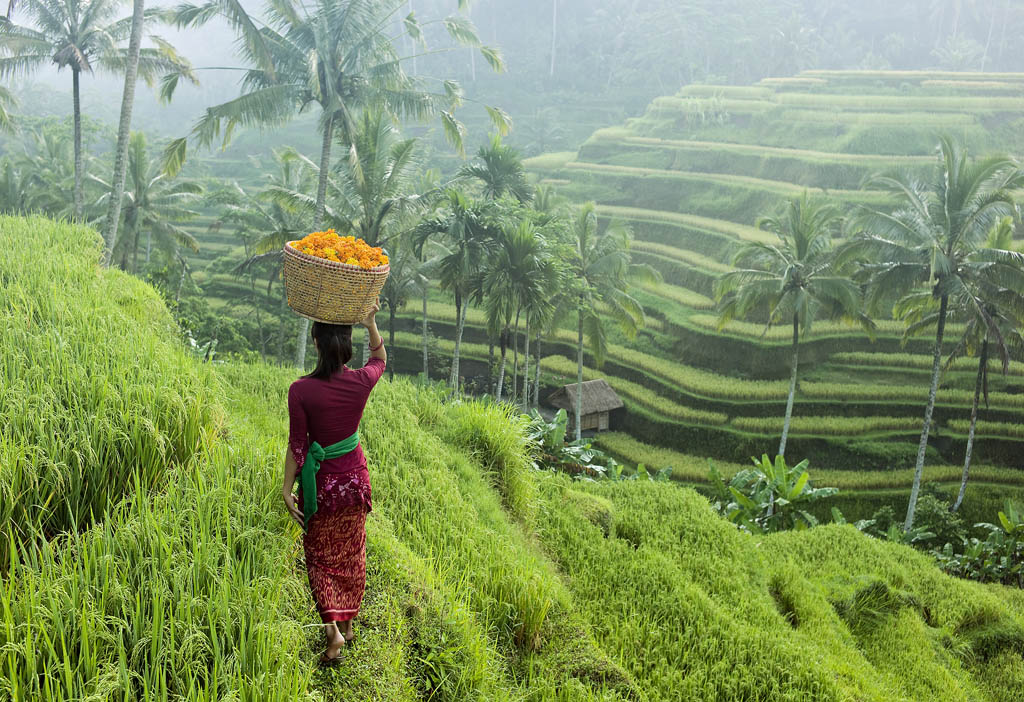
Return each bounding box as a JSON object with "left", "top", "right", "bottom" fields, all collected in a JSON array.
[
  {"left": 6, "top": 215, "right": 1024, "bottom": 701},
  {"left": 519, "top": 70, "right": 1024, "bottom": 470}
]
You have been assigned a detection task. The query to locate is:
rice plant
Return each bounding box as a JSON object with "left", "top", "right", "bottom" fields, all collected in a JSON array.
[
  {"left": 731, "top": 415, "right": 922, "bottom": 437},
  {"left": 0, "top": 216, "right": 220, "bottom": 547}
]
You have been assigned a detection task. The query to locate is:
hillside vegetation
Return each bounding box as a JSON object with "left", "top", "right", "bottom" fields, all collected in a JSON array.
[
  {"left": 3, "top": 216, "right": 1024, "bottom": 700},
  {"left": 522, "top": 70, "right": 1024, "bottom": 470}
]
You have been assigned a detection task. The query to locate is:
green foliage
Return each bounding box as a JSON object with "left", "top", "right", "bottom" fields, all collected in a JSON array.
[
  {"left": 6, "top": 218, "right": 1024, "bottom": 700},
  {"left": 526, "top": 408, "right": 626, "bottom": 481},
  {"left": 0, "top": 216, "right": 219, "bottom": 547},
  {"left": 708, "top": 454, "right": 839, "bottom": 533},
  {"left": 934, "top": 501, "right": 1024, "bottom": 588}
]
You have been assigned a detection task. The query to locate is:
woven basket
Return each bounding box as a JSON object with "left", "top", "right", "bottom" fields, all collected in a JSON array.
[{"left": 283, "top": 241, "right": 390, "bottom": 325}]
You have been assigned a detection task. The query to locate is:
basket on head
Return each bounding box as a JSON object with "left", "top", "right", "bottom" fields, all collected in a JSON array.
[{"left": 283, "top": 241, "right": 390, "bottom": 325}]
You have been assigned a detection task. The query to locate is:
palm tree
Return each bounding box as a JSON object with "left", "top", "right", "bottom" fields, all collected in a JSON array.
[
  {"left": 0, "top": 125, "right": 78, "bottom": 215},
  {"left": 213, "top": 152, "right": 314, "bottom": 361},
  {"left": 0, "top": 0, "right": 191, "bottom": 220},
  {"left": 845, "top": 135, "right": 1023, "bottom": 531},
  {"left": 276, "top": 111, "right": 427, "bottom": 363},
  {"left": 715, "top": 194, "right": 868, "bottom": 459},
  {"left": 380, "top": 235, "right": 429, "bottom": 380},
  {"left": 94, "top": 132, "right": 202, "bottom": 273},
  {"left": 413, "top": 189, "right": 499, "bottom": 390},
  {"left": 901, "top": 218, "right": 1024, "bottom": 513},
  {"left": 567, "top": 202, "right": 657, "bottom": 441},
  {"left": 0, "top": 85, "right": 14, "bottom": 131},
  {"left": 169, "top": 0, "right": 505, "bottom": 369},
  {"left": 459, "top": 134, "right": 533, "bottom": 204},
  {"left": 474, "top": 219, "right": 551, "bottom": 404}
]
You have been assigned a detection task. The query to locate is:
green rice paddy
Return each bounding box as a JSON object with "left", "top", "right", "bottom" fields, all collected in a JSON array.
[{"left": 4, "top": 215, "right": 1024, "bottom": 700}]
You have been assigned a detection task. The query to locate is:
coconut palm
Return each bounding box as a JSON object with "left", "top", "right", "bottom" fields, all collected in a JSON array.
[
  {"left": 845, "top": 135, "right": 1023, "bottom": 531},
  {"left": 899, "top": 218, "right": 1024, "bottom": 513},
  {"left": 474, "top": 218, "right": 551, "bottom": 404},
  {"left": 567, "top": 201, "right": 657, "bottom": 441},
  {"left": 413, "top": 189, "right": 500, "bottom": 389},
  {"left": 0, "top": 0, "right": 191, "bottom": 220},
  {"left": 379, "top": 235, "right": 430, "bottom": 380},
  {"left": 169, "top": 0, "right": 505, "bottom": 368},
  {"left": 94, "top": 132, "right": 202, "bottom": 273},
  {"left": 274, "top": 111, "right": 428, "bottom": 363},
  {"left": 212, "top": 165, "right": 312, "bottom": 362},
  {"left": 459, "top": 134, "right": 533, "bottom": 204},
  {"left": 715, "top": 194, "right": 868, "bottom": 459}
]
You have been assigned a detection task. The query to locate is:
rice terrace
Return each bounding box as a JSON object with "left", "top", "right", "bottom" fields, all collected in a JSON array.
[{"left": 2, "top": 1, "right": 1024, "bottom": 700}]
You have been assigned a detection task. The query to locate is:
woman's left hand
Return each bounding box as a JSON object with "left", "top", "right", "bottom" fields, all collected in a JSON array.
[{"left": 283, "top": 492, "right": 303, "bottom": 526}]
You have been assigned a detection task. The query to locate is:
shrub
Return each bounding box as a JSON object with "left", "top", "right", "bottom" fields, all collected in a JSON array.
[{"left": 708, "top": 454, "right": 839, "bottom": 533}]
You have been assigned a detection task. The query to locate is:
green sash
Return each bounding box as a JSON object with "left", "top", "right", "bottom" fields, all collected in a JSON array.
[{"left": 300, "top": 431, "right": 360, "bottom": 530}]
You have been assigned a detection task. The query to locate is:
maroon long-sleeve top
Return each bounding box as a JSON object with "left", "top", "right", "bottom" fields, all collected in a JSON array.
[{"left": 288, "top": 357, "right": 386, "bottom": 514}]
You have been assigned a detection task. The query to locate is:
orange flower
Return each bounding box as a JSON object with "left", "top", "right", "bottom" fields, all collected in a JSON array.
[{"left": 291, "top": 230, "right": 388, "bottom": 269}]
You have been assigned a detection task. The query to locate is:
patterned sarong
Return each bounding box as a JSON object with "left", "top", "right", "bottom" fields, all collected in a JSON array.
[{"left": 303, "top": 505, "right": 368, "bottom": 623}]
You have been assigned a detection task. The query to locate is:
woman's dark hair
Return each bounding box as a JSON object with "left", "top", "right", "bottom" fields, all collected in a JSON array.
[{"left": 305, "top": 322, "right": 353, "bottom": 379}]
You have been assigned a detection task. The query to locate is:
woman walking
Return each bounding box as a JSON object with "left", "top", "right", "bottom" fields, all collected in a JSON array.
[{"left": 282, "top": 300, "right": 387, "bottom": 665}]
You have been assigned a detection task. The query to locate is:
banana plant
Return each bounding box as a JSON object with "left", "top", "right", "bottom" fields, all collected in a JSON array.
[{"left": 709, "top": 454, "right": 838, "bottom": 533}]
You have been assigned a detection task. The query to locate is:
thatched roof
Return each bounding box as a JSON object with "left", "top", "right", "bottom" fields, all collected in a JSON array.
[{"left": 547, "top": 379, "right": 623, "bottom": 414}]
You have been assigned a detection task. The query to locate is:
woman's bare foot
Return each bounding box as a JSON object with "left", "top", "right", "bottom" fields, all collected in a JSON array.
[
  {"left": 320, "top": 622, "right": 345, "bottom": 665},
  {"left": 341, "top": 620, "right": 355, "bottom": 643}
]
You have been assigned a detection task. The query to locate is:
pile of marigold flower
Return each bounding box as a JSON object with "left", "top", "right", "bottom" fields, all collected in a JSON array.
[{"left": 292, "top": 229, "right": 389, "bottom": 269}]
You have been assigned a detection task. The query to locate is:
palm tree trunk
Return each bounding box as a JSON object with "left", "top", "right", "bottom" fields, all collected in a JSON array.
[
  {"left": 278, "top": 280, "right": 288, "bottom": 361},
  {"left": 905, "top": 294, "right": 949, "bottom": 531},
  {"left": 132, "top": 225, "right": 140, "bottom": 273},
  {"left": 488, "top": 338, "right": 495, "bottom": 393},
  {"left": 522, "top": 317, "right": 530, "bottom": 409},
  {"left": 549, "top": 0, "right": 557, "bottom": 77},
  {"left": 100, "top": 0, "right": 144, "bottom": 266},
  {"left": 295, "top": 112, "right": 336, "bottom": 369},
  {"left": 778, "top": 314, "right": 799, "bottom": 458},
  {"left": 512, "top": 307, "right": 520, "bottom": 401},
  {"left": 495, "top": 329, "right": 507, "bottom": 401},
  {"left": 145, "top": 229, "right": 151, "bottom": 264},
  {"left": 576, "top": 307, "right": 584, "bottom": 442},
  {"left": 72, "top": 69, "right": 83, "bottom": 220},
  {"left": 981, "top": 5, "right": 997, "bottom": 70},
  {"left": 536, "top": 333, "right": 544, "bottom": 409},
  {"left": 450, "top": 293, "right": 467, "bottom": 390},
  {"left": 422, "top": 283, "right": 429, "bottom": 383},
  {"left": 388, "top": 306, "right": 396, "bottom": 380},
  {"left": 953, "top": 339, "right": 987, "bottom": 513}
]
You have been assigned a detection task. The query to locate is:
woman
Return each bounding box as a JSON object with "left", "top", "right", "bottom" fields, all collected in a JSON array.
[{"left": 282, "top": 300, "right": 387, "bottom": 665}]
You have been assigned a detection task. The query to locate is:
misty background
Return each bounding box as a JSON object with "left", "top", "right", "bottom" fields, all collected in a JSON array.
[{"left": 9, "top": 0, "right": 1024, "bottom": 165}]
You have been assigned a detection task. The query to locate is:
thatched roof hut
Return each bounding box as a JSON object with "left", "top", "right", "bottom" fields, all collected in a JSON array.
[{"left": 547, "top": 379, "right": 624, "bottom": 432}]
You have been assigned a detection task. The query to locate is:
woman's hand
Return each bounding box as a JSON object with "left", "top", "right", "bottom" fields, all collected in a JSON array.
[
  {"left": 282, "top": 491, "right": 303, "bottom": 526},
  {"left": 360, "top": 298, "right": 380, "bottom": 329}
]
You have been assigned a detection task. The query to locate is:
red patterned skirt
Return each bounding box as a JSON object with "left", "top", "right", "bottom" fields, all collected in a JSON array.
[
  {"left": 301, "top": 467, "right": 372, "bottom": 624},
  {"left": 304, "top": 506, "right": 368, "bottom": 623}
]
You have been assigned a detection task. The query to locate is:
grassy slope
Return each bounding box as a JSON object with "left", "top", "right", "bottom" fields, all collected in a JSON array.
[{"left": 3, "top": 216, "right": 1024, "bottom": 701}]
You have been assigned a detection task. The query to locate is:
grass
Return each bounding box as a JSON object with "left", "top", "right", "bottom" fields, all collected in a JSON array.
[
  {"left": 687, "top": 313, "right": 968, "bottom": 341},
  {"left": 775, "top": 93, "right": 1024, "bottom": 112},
  {"left": 638, "top": 280, "right": 715, "bottom": 310},
  {"left": 596, "top": 204, "right": 777, "bottom": 244},
  {"left": 540, "top": 354, "right": 729, "bottom": 425},
  {"left": 585, "top": 129, "right": 934, "bottom": 167},
  {"left": 730, "top": 414, "right": 922, "bottom": 438},
  {"left": 0, "top": 216, "right": 221, "bottom": 548},
  {"left": 799, "top": 69, "right": 1024, "bottom": 83},
  {"left": 564, "top": 160, "right": 892, "bottom": 205},
  {"left": 631, "top": 240, "right": 733, "bottom": 273},
  {"left": 5, "top": 215, "right": 1024, "bottom": 701},
  {"left": 595, "top": 432, "right": 1024, "bottom": 490},
  {"left": 778, "top": 109, "right": 979, "bottom": 126},
  {"left": 832, "top": 351, "right": 1024, "bottom": 377}
]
